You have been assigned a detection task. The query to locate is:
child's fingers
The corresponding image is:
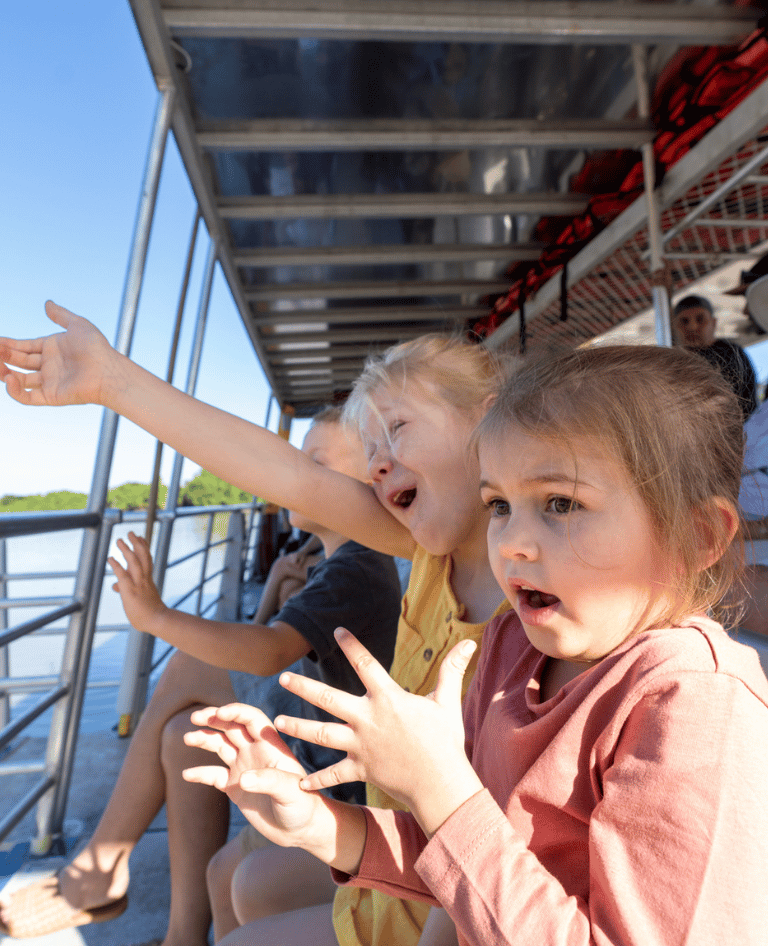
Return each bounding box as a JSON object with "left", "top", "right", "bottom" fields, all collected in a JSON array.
[
  {"left": 199, "top": 702, "right": 274, "bottom": 736},
  {"left": 115, "top": 538, "right": 143, "bottom": 581},
  {"left": 432, "top": 639, "right": 477, "bottom": 710},
  {"left": 279, "top": 670, "right": 359, "bottom": 723},
  {"left": 239, "top": 765, "right": 307, "bottom": 798},
  {"left": 127, "top": 532, "right": 153, "bottom": 571},
  {"left": 274, "top": 714, "right": 356, "bottom": 754},
  {"left": 184, "top": 727, "right": 238, "bottom": 766},
  {"left": 44, "top": 299, "right": 75, "bottom": 329},
  {"left": 0, "top": 345, "right": 42, "bottom": 370},
  {"left": 297, "top": 758, "right": 361, "bottom": 793},
  {"left": 108, "top": 556, "right": 126, "bottom": 582},
  {"left": 333, "top": 628, "right": 394, "bottom": 692},
  {"left": 182, "top": 764, "right": 231, "bottom": 791},
  {"left": 2, "top": 369, "right": 44, "bottom": 405}
]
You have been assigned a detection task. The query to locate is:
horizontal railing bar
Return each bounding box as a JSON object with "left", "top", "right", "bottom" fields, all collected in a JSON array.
[
  {"left": 0, "top": 511, "right": 102, "bottom": 540},
  {"left": 0, "top": 686, "right": 68, "bottom": 753},
  {"left": 0, "top": 597, "right": 75, "bottom": 611},
  {"left": 0, "top": 603, "right": 81, "bottom": 648},
  {"left": 0, "top": 675, "right": 59, "bottom": 692},
  {"left": 167, "top": 546, "right": 207, "bottom": 569},
  {"left": 166, "top": 537, "right": 230, "bottom": 571},
  {"left": 201, "top": 594, "right": 223, "bottom": 617},
  {"left": 0, "top": 676, "right": 121, "bottom": 695},
  {"left": 151, "top": 643, "right": 175, "bottom": 673},
  {"left": 0, "top": 759, "right": 47, "bottom": 776},
  {"left": 0, "top": 572, "right": 77, "bottom": 582},
  {"left": 0, "top": 774, "right": 56, "bottom": 843}
]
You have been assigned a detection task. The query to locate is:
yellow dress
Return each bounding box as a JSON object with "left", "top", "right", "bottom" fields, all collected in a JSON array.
[{"left": 332, "top": 545, "right": 510, "bottom": 946}]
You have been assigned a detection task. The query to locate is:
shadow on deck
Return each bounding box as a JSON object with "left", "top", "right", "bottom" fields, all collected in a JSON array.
[{"left": 0, "top": 701, "right": 249, "bottom": 946}]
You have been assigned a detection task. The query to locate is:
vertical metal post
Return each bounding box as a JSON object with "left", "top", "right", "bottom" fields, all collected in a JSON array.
[
  {"left": 33, "top": 87, "right": 176, "bottom": 852},
  {"left": 117, "top": 236, "right": 218, "bottom": 734},
  {"left": 632, "top": 45, "right": 672, "bottom": 347},
  {"left": 0, "top": 540, "right": 9, "bottom": 728},
  {"left": 145, "top": 209, "right": 202, "bottom": 545},
  {"left": 45, "top": 511, "right": 122, "bottom": 842},
  {"left": 216, "top": 511, "right": 246, "bottom": 622},
  {"left": 195, "top": 513, "right": 216, "bottom": 616}
]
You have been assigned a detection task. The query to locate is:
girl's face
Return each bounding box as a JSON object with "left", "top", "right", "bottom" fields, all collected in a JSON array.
[
  {"left": 479, "top": 426, "right": 672, "bottom": 667},
  {"left": 361, "top": 381, "right": 487, "bottom": 557}
]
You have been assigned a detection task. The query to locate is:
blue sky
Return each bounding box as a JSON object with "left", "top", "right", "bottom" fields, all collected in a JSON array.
[
  {"left": 1, "top": 1, "right": 309, "bottom": 497},
  {"left": 3, "top": 2, "right": 768, "bottom": 497}
]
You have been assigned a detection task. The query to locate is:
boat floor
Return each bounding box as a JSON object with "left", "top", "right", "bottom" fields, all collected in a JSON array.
[{"left": 1, "top": 628, "right": 766, "bottom": 946}]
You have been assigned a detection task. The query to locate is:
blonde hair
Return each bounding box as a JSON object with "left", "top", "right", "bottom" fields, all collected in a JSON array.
[
  {"left": 342, "top": 333, "right": 512, "bottom": 433},
  {"left": 476, "top": 344, "right": 745, "bottom": 627}
]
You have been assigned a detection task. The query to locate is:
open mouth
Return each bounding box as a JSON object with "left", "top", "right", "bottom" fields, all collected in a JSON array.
[
  {"left": 519, "top": 587, "right": 560, "bottom": 609},
  {"left": 393, "top": 487, "right": 416, "bottom": 509}
]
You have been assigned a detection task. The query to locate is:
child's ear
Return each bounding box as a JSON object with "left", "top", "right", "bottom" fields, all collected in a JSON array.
[
  {"left": 694, "top": 497, "right": 740, "bottom": 571},
  {"left": 480, "top": 392, "right": 497, "bottom": 417}
]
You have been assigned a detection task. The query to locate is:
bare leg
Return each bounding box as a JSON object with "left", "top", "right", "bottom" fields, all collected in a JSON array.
[
  {"left": 232, "top": 845, "right": 337, "bottom": 926},
  {"left": 418, "top": 907, "right": 459, "bottom": 946},
  {"left": 207, "top": 834, "right": 246, "bottom": 942},
  {"left": 218, "top": 903, "right": 338, "bottom": 946},
  {"left": 49, "top": 651, "right": 231, "bottom": 912},
  {"left": 162, "top": 707, "right": 231, "bottom": 946}
]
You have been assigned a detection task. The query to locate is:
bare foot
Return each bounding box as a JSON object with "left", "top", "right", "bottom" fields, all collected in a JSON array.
[{"left": 57, "top": 845, "right": 131, "bottom": 910}]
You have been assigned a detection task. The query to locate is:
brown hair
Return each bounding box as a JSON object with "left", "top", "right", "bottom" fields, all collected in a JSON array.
[
  {"left": 342, "top": 333, "right": 513, "bottom": 434},
  {"left": 476, "top": 344, "right": 745, "bottom": 626}
]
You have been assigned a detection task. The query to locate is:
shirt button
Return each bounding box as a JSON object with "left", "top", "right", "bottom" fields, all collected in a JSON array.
[
  {"left": 445, "top": 611, "right": 453, "bottom": 623},
  {"left": 423, "top": 648, "right": 433, "bottom": 661}
]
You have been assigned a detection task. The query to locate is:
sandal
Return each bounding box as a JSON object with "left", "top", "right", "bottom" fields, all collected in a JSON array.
[{"left": 0, "top": 873, "right": 128, "bottom": 939}]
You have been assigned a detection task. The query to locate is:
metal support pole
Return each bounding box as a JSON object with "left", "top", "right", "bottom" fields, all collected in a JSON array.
[
  {"left": 44, "top": 511, "right": 121, "bottom": 844},
  {"left": 632, "top": 45, "right": 672, "bottom": 347},
  {"left": 32, "top": 87, "right": 176, "bottom": 852},
  {"left": 216, "top": 511, "right": 246, "bottom": 622},
  {"left": 0, "top": 540, "right": 9, "bottom": 728},
  {"left": 145, "top": 209, "right": 202, "bottom": 545},
  {"left": 195, "top": 513, "right": 216, "bottom": 617},
  {"left": 117, "top": 236, "right": 218, "bottom": 734}
]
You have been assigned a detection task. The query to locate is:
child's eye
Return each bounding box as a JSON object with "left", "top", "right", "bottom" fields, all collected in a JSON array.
[
  {"left": 389, "top": 420, "right": 405, "bottom": 437},
  {"left": 484, "top": 498, "right": 510, "bottom": 517},
  {"left": 545, "top": 495, "right": 580, "bottom": 515}
]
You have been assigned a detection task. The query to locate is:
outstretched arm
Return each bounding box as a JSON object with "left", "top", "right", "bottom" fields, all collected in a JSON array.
[
  {"left": 0, "top": 302, "right": 415, "bottom": 559},
  {"left": 110, "top": 532, "right": 310, "bottom": 675},
  {"left": 183, "top": 703, "right": 367, "bottom": 874},
  {"left": 275, "top": 628, "right": 484, "bottom": 839}
]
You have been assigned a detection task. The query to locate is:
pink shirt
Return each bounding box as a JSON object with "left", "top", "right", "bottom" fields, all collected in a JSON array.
[{"left": 336, "top": 613, "right": 768, "bottom": 945}]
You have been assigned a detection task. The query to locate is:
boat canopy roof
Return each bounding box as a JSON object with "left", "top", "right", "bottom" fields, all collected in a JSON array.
[{"left": 128, "top": 1, "right": 768, "bottom": 416}]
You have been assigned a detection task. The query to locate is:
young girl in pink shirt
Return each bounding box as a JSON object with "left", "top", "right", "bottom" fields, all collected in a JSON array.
[{"left": 185, "top": 344, "right": 768, "bottom": 946}]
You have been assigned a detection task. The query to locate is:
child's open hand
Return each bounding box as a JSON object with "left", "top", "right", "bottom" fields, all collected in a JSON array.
[
  {"left": 0, "top": 301, "right": 115, "bottom": 408},
  {"left": 276, "top": 629, "right": 485, "bottom": 838},
  {"left": 183, "top": 703, "right": 325, "bottom": 849},
  {"left": 108, "top": 532, "right": 168, "bottom": 636}
]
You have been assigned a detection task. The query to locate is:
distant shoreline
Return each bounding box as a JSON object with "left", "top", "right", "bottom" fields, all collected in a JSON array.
[{"left": 1, "top": 470, "right": 253, "bottom": 513}]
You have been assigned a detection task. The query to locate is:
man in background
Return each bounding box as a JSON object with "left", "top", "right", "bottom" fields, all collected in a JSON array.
[{"left": 673, "top": 293, "right": 758, "bottom": 420}]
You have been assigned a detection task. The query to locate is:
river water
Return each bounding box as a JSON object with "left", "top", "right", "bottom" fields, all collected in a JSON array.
[{"left": 3, "top": 515, "right": 230, "bottom": 736}]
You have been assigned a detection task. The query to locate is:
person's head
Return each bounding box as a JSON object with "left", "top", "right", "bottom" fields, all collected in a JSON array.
[
  {"left": 475, "top": 345, "right": 743, "bottom": 665},
  {"left": 673, "top": 295, "right": 716, "bottom": 348},
  {"left": 288, "top": 405, "right": 367, "bottom": 534},
  {"left": 342, "top": 334, "right": 512, "bottom": 556}
]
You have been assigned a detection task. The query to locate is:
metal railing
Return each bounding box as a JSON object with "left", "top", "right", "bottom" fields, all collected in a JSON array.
[{"left": 0, "top": 501, "right": 259, "bottom": 850}]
